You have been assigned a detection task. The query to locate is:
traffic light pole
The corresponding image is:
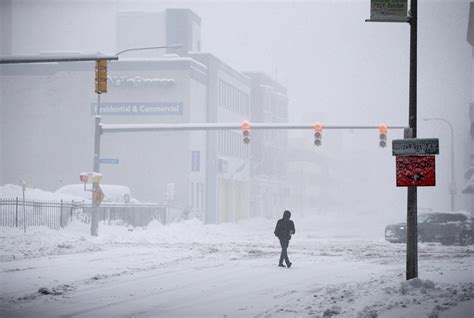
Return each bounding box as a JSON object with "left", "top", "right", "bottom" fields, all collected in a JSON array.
[
  {"left": 406, "top": 0, "right": 418, "bottom": 280},
  {"left": 99, "top": 123, "right": 407, "bottom": 133},
  {"left": 91, "top": 82, "right": 102, "bottom": 237}
]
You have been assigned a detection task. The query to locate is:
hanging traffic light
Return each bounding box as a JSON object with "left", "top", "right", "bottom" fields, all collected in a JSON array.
[
  {"left": 95, "top": 60, "right": 108, "bottom": 94},
  {"left": 242, "top": 120, "right": 250, "bottom": 144},
  {"left": 314, "top": 122, "right": 322, "bottom": 146},
  {"left": 379, "top": 124, "right": 388, "bottom": 148}
]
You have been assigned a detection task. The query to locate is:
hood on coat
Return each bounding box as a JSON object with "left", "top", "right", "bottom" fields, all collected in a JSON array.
[{"left": 283, "top": 210, "right": 291, "bottom": 220}]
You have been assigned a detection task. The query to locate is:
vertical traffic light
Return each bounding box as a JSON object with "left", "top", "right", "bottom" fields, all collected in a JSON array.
[
  {"left": 379, "top": 124, "right": 388, "bottom": 148},
  {"left": 95, "top": 60, "right": 108, "bottom": 94},
  {"left": 314, "top": 122, "right": 322, "bottom": 146},
  {"left": 242, "top": 120, "right": 250, "bottom": 144}
]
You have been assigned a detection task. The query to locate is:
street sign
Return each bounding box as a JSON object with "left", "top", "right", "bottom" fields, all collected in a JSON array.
[
  {"left": 94, "top": 185, "right": 105, "bottom": 205},
  {"left": 392, "top": 138, "right": 439, "bottom": 156},
  {"left": 100, "top": 158, "right": 119, "bottom": 164},
  {"left": 396, "top": 156, "right": 436, "bottom": 187},
  {"left": 370, "top": 0, "right": 407, "bottom": 20}
]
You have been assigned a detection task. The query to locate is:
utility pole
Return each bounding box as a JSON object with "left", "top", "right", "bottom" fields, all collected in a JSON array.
[
  {"left": 406, "top": 0, "right": 418, "bottom": 280},
  {"left": 366, "top": 0, "right": 418, "bottom": 280},
  {"left": 91, "top": 60, "right": 107, "bottom": 236}
]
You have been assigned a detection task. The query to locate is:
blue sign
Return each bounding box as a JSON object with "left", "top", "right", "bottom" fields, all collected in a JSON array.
[
  {"left": 91, "top": 102, "right": 183, "bottom": 116},
  {"left": 191, "top": 151, "right": 200, "bottom": 172},
  {"left": 100, "top": 158, "right": 119, "bottom": 164}
]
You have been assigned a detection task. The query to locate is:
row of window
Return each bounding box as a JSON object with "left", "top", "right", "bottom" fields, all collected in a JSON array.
[
  {"left": 218, "top": 79, "right": 249, "bottom": 115},
  {"left": 217, "top": 130, "right": 249, "bottom": 159}
]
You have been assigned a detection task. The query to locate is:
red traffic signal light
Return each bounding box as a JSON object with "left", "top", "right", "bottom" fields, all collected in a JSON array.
[
  {"left": 314, "top": 122, "right": 322, "bottom": 146},
  {"left": 242, "top": 120, "right": 250, "bottom": 144},
  {"left": 378, "top": 124, "right": 388, "bottom": 148}
]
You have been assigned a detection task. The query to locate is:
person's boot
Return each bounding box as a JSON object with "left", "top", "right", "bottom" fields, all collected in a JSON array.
[
  {"left": 278, "top": 263, "right": 286, "bottom": 267},
  {"left": 287, "top": 262, "right": 292, "bottom": 268}
]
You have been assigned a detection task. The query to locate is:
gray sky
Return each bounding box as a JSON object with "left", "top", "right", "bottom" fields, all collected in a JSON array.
[
  {"left": 137, "top": 0, "right": 472, "bottom": 213},
  {"left": 4, "top": 0, "right": 473, "bottom": 214}
]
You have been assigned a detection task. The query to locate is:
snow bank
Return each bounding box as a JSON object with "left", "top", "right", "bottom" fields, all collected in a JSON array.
[
  {"left": 0, "top": 212, "right": 393, "bottom": 262},
  {"left": 0, "top": 221, "right": 99, "bottom": 261},
  {"left": 55, "top": 184, "right": 139, "bottom": 203},
  {"left": 0, "top": 217, "right": 273, "bottom": 261},
  {"left": 0, "top": 184, "right": 85, "bottom": 202},
  {"left": 0, "top": 184, "right": 141, "bottom": 204}
]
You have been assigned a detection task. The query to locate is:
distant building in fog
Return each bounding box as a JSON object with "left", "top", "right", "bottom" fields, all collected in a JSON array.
[
  {"left": 245, "top": 72, "right": 289, "bottom": 218},
  {"left": 464, "top": 3, "right": 474, "bottom": 197},
  {"left": 0, "top": 7, "right": 289, "bottom": 223}
]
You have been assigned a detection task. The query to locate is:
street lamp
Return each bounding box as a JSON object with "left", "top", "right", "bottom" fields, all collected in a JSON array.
[
  {"left": 423, "top": 117, "right": 456, "bottom": 211},
  {"left": 114, "top": 44, "right": 182, "bottom": 57}
]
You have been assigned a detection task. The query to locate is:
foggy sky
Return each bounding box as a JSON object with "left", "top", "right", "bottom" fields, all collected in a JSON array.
[
  {"left": 2, "top": 0, "right": 473, "bottom": 215},
  {"left": 123, "top": 0, "right": 473, "bottom": 214}
]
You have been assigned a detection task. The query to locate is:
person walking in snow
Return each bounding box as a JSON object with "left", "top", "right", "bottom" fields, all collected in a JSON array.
[{"left": 274, "top": 210, "right": 295, "bottom": 268}]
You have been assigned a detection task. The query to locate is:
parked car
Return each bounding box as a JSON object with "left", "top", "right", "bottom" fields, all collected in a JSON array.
[{"left": 384, "top": 212, "right": 473, "bottom": 246}]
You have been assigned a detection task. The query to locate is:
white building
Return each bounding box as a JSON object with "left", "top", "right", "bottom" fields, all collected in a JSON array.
[
  {"left": 245, "top": 72, "right": 289, "bottom": 218},
  {"left": 0, "top": 6, "right": 291, "bottom": 223}
]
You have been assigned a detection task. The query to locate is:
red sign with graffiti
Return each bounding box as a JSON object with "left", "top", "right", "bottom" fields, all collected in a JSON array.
[{"left": 396, "top": 156, "right": 436, "bottom": 187}]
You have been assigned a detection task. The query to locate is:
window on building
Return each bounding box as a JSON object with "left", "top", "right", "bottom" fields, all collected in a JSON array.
[{"left": 218, "top": 79, "right": 249, "bottom": 115}]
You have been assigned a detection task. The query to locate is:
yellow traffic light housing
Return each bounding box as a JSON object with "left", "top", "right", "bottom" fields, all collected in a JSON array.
[{"left": 95, "top": 60, "right": 108, "bottom": 94}]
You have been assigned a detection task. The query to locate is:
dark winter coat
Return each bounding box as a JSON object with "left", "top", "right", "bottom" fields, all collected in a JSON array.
[{"left": 274, "top": 210, "right": 295, "bottom": 241}]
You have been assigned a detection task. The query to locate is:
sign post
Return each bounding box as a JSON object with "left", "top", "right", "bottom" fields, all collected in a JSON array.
[
  {"left": 392, "top": 136, "right": 439, "bottom": 280},
  {"left": 367, "top": 0, "right": 418, "bottom": 281}
]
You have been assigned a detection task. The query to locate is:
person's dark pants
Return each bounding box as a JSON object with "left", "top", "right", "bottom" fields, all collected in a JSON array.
[{"left": 279, "top": 239, "right": 290, "bottom": 266}]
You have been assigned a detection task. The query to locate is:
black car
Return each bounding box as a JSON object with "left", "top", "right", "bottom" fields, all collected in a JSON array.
[{"left": 384, "top": 212, "right": 473, "bottom": 246}]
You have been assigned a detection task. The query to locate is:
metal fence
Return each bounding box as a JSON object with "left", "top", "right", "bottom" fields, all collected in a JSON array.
[{"left": 0, "top": 198, "right": 185, "bottom": 230}]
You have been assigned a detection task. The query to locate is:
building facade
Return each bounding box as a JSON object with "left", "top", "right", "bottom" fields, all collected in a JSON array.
[
  {"left": 465, "top": 4, "right": 474, "bottom": 197},
  {"left": 245, "top": 72, "right": 289, "bottom": 218},
  {"left": 0, "top": 7, "right": 290, "bottom": 222},
  {"left": 0, "top": 57, "right": 209, "bottom": 216},
  {"left": 189, "top": 52, "right": 252, "bottom": 223}
]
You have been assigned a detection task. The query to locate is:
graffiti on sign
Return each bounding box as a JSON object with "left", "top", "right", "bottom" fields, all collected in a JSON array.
[
  {"left": 396, "top": 156, "right": 436, "bottom": 187},
  {"left": 392, "top": 138, "right": 439, "bottom": 156}
]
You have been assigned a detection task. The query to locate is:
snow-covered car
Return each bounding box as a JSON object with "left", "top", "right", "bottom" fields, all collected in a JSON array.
[
  {"left": 55, "top": 184, "right": 139, "bottom": 204},
  {"left": 384, "top": 212, "right": 473, "bottom": 246}
]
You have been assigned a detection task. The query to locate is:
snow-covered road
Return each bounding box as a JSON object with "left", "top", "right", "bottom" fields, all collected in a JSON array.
[{"left": 1, "top": 217, "right": 473, "bottom": 317}]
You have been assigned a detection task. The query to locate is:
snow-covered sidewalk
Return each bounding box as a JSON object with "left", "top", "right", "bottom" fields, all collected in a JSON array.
[{"left": 1, "top": 217, "right": 473, "bottom": 317}]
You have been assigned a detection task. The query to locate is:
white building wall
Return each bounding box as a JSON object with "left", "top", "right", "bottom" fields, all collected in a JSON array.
[
  {"left": 188, "top": 77, "right": 207, "bottom": 217},
  {"left": 215, "top": 70, "right": 251, "bottom": 222},
  {"left": 1, "top": 66, "right": 96, "bottom": 191},
  {"left": 99, "top": 67, "right": 191, "bottom": 203},
  {"left": 0, "top": 59, "right": 208, "bottom": 209}
]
